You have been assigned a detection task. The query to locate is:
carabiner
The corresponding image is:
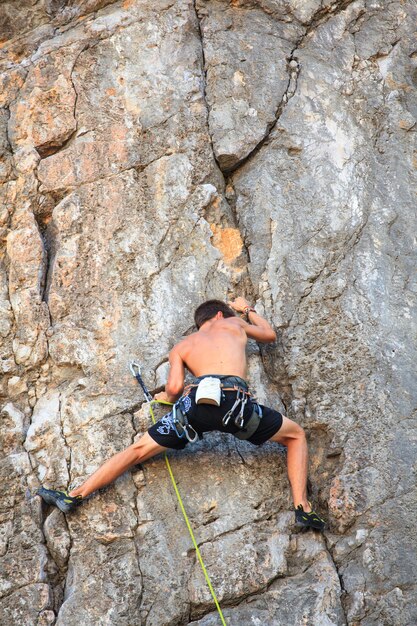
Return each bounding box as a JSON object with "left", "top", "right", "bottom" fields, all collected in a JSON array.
[
  {"left": 171, "top": 403, "right": 186, "bottom": 439},
  {"left": 222, "top": 388, "right": 244, "bottom": 426},
  {"left": 129, "top": 361, "right": 141, "bottom": 377},
  {"left": 234, "top": 394, "right": 247, "bottom": 429},
  {"left": 185, "top": 424, "right": 199, "bottom": 443}
]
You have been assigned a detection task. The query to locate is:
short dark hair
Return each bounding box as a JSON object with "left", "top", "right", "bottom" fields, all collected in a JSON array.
[{"left": 194, "top": 299, "right": 236, "bottom": 329}]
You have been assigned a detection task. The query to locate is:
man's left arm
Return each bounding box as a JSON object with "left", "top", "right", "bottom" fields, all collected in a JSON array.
[
  {"left": 229, "top": 297, "right": 276, "bottom": 343},
  {"left": 154, "top": 346, "right": 185, "bottom": 403}
]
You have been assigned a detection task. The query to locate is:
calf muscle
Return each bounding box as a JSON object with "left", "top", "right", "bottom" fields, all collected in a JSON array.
[{"left": 269, "top": 417, "right": 309, "bottom": 511}]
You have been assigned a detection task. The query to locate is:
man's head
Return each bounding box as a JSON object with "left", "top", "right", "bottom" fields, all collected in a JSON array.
[{"left": 194, "top": 299, "right": 236, "bottom": 329}]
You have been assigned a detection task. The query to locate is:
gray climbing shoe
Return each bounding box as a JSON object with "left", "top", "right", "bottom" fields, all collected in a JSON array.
[
  {"left": 295, "top": 503, "right": 326, "bottom": 531},
  {"left": 37, "top": 487, "right": 82, "bottom": 513}
]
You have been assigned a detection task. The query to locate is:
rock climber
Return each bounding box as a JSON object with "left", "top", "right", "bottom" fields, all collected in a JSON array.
[{"left": 37, "top": 297, "right": 326, "bottom": 530}]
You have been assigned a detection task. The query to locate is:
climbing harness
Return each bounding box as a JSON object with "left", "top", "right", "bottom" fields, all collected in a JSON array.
[
  {"left": 130, "top": 362, "right": 227, "bottom": 626},
  {"left": 186, "top": 375, "right": 264, "bottom": 441}
]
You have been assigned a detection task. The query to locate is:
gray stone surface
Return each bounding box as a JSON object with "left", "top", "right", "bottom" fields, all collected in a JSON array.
[
  {"left": 196, "top": 0, "right": 303, "bottom": 170},
  {"left": 0, "top": 0, "right": 416, "bottom": 624}
]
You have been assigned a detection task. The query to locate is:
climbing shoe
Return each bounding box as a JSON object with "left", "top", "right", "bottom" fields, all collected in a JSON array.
[
  {"left": 36, "top": 487, "right": 82, "bottom": 514},
  {"left": 295, "top": 503, "right": 327, "bottom": 531}
]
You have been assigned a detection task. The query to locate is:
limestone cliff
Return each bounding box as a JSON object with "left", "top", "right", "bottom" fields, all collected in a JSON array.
[{"left": 1, "top": 1, "right": 416, "bottom": 624}]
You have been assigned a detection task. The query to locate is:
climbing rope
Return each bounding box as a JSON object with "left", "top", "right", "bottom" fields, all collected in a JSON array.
[
  {"left": 131, "top": 363, "right": 227, "bottom": 625},
  {"left": 148, "top": 400, "right": 227, "bottom": 626}
]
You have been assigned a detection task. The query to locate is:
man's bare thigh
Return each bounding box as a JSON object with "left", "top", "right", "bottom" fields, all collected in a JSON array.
[
  {"left": 269, "top": 416, "right": 305, "bottom": 444},
  {"left": 131, "top": 432, "right": 168, "bottom": 463}
]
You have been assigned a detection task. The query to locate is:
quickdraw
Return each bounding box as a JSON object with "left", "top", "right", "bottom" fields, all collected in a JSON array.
[
  {"left": 222, "top": 387, "right": 246, "bottom": 427},
  {"left": 130, "top": 362, "right": 152, "bottom": 402},
  {"left": 172, "top": 401, "right": 199, "bottom": 443}
]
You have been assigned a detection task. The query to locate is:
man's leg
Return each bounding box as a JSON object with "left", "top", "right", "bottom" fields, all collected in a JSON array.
[
  {"left": 269, "top": 416, "right": 310, "bottom": 511},
  {"left": 69, "top": 433, "right": 167, "bottom": 498},
  {"left": 37, "top": 433, "right": 168, "bottom": 512}
]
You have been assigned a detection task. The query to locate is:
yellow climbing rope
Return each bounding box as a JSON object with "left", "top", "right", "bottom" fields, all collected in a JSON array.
[{"left": 149, "top": 399, "right": 227, "bottom": 626}]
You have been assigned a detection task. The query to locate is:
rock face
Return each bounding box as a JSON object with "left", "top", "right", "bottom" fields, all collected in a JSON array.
[{"left": 1, "top": 1, "right": 416, "bottom": 624}]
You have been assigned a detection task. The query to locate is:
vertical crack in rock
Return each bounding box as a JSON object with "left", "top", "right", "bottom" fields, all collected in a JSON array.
[
  {"left": 4, "top": 106, "right": 12, "bottom": 152},
  {"left": 23, "top": 428, "right": 37, "bottom": 474},
  {"left": 193, "top": 1, "right": 255, "bottom": 297},
  {"left": 323, "top": 534, "right": 349, "bottom": 625},
  {"left": 130, "top": 410, "right": 137, "bottom": 447},
  {"left": 30, "top": 43, "right": 86, "bottom": 324},
  {"left": 193, "top": 0, "right": 222, "bottom": 173},
  {"left": 131, "top": 493, "right": 145, "bottom": 612},
  {"left": 194, "top": 0, "right": 293, "bottom": 425},
  {"left": 215, "top": 0, "right": 359, "bottom": 178},
  {"left": 233, "top": 439, "right": 246, "bottom": 466},
  {"left": 32, "top": 210, "right": 50, "bottom": 307},
  {"left": 36, "top": 44, "right": 85, "bottom": 160},
  {"left": 3, "top": 106, "right": 17, "bottom": 181},
  {"left": 223, "top": 51, "right": 301, "bottom": 176},
  {"left": 58, "top": 514, "right": 74, "bottom": 617},
  {"left": 34, "top": 476, "right": 73, "bottom": 620},
  {"left": 302, "top": 0, "right": 359, "bottom": 38},
  {"left": 222, "top": 175, "right": 255, "bottom": 296},
  {"left": 44, "top": 528, "right": 65, "bottom": 618},
  {"left": 40, "top": 230, "right": 55, "bottom": 309},
  {"left": 58, "top": 391, "right": 72, "bottom": 488},
  {"left": 129, "top": 405, "right": 145, "bottom": 611}
]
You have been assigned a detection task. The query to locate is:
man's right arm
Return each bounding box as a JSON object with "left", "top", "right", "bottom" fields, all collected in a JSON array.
[
  {"left": 155, "top": 345, "right": 185, "bottom": 403},
  {"left": 228, "top": 297, "right": 276, "bottom": 343}
]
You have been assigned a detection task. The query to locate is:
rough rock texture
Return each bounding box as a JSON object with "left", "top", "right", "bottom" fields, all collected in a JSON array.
[{"left": 1, "top": 1, "right": 416, "bottom": 625}]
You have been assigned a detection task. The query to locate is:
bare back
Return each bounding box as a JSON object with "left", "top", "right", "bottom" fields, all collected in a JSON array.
[{"left": 178, "top": 317, "right": 248, "bottom": 378}]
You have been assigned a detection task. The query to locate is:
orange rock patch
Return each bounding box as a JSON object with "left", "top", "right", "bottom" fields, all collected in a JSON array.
[{"left": 210, "top": 225, "right": 243, "bottom": 265}]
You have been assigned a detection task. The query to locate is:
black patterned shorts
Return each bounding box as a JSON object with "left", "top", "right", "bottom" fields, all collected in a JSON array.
[{"left": 148, "top": 383, "right": 283, "bottom": 450}]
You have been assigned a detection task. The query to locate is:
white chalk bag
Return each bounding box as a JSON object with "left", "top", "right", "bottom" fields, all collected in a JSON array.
[{"left": 195, "top": 377, "right": 222, "bottom": 406}]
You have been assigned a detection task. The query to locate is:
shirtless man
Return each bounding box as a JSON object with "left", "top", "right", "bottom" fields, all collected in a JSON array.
[{"left": 37, "top": 297, "right": 326, "bottom": 530}]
